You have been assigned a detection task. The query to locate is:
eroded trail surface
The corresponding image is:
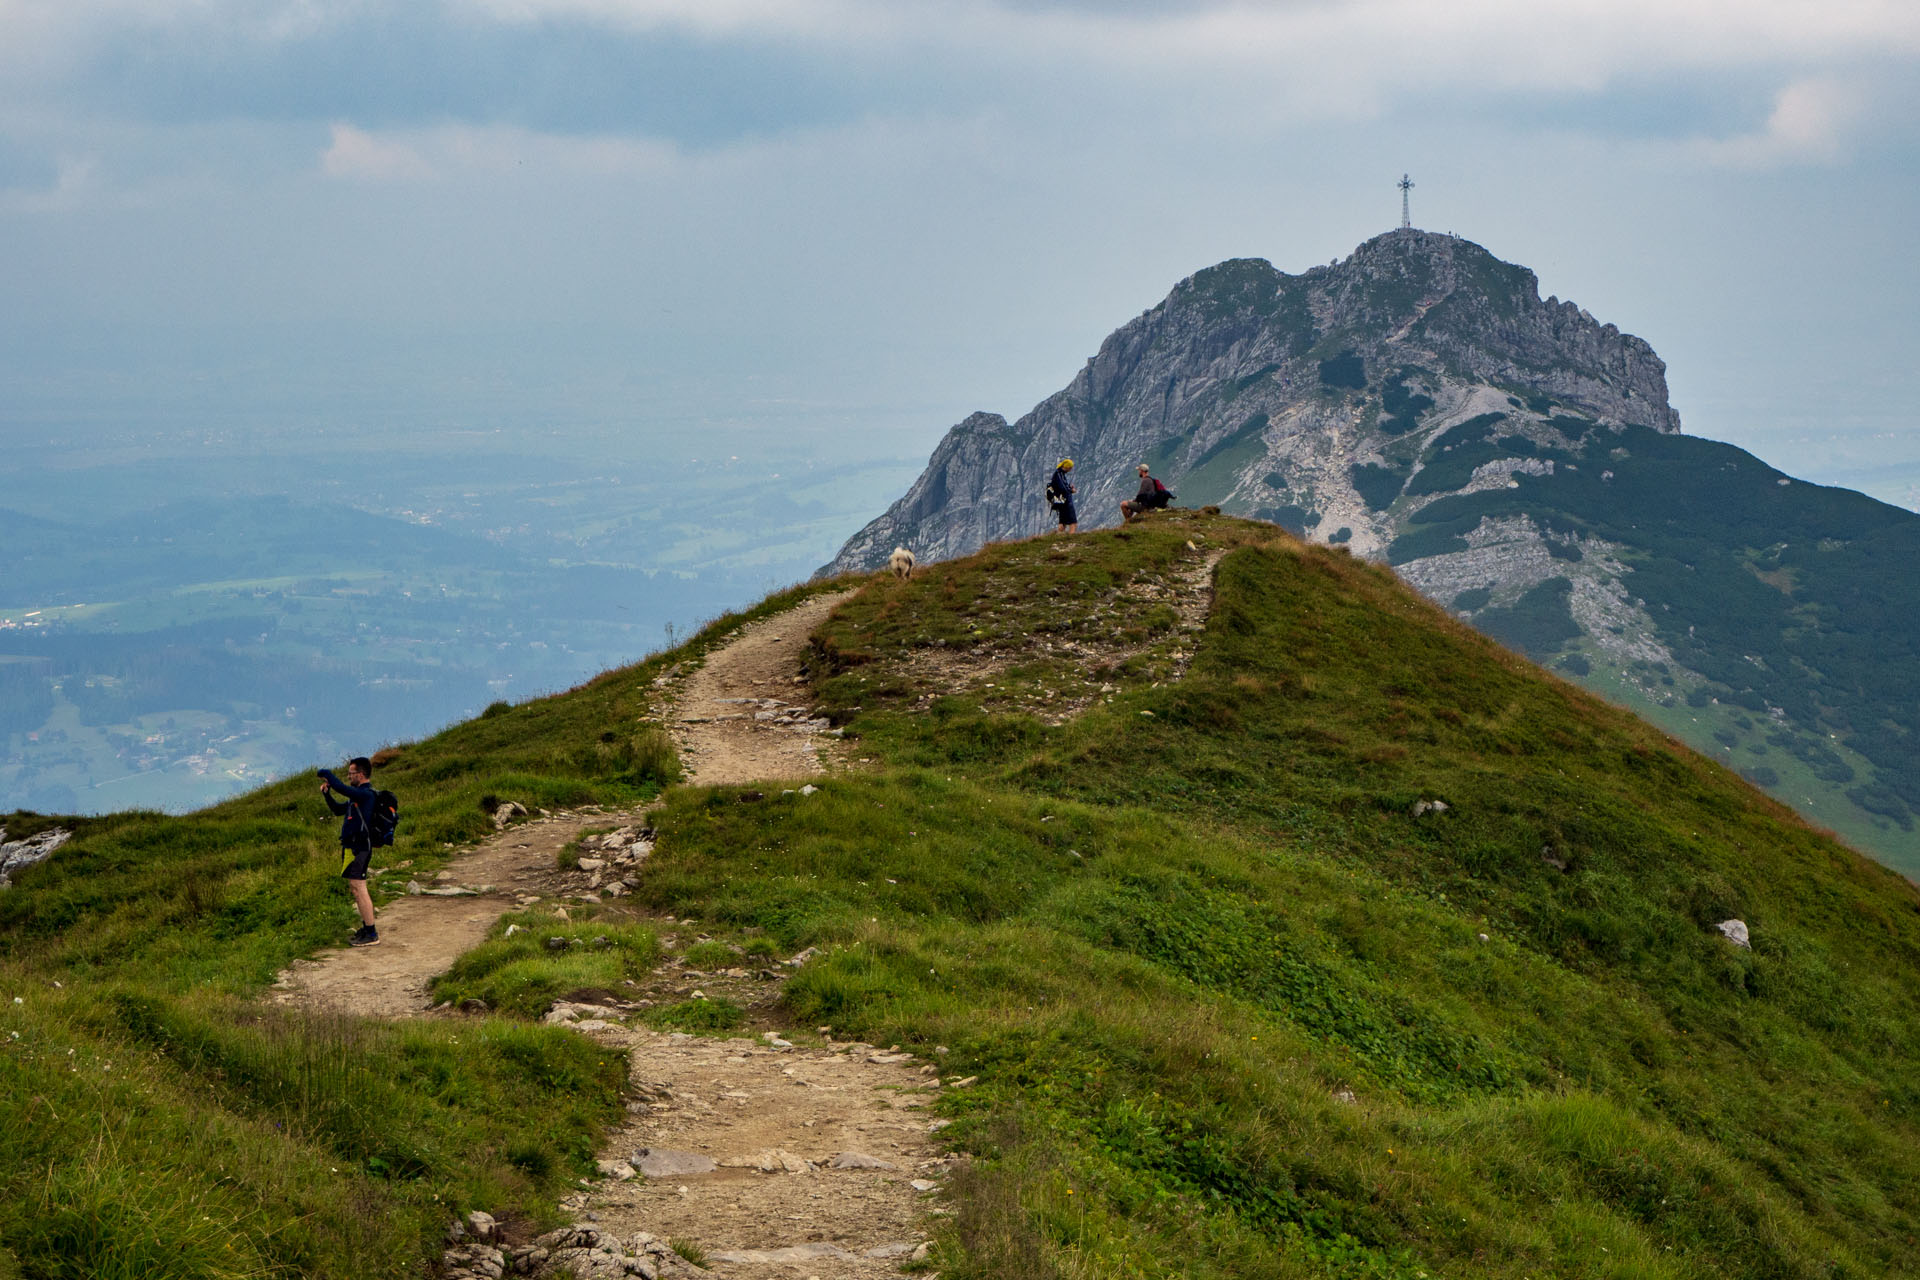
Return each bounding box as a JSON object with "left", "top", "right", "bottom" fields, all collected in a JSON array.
[
  {"left": 664, "top": 591, "right": 854, "bottom": 786},
  {"left": 273, "top": 808, "right": 648, "bottom": 1020},
  {"left": 556, "top": 1026, "right": 948, "bottom": 1277},
  {"left": 274, "top": 588, "right": 946, "bottom": 1280}
]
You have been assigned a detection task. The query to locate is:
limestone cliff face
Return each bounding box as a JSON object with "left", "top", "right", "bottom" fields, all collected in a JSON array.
[
  {"left": 820, "top": 230, "right": 1920, "bottom": 872},
  {"left": 821, "top": 230, "right": 1678, "bottom": 575}
]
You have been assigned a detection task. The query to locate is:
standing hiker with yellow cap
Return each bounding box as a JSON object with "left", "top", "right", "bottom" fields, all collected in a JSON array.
[{"left": 1046, "top": 458, "right": 1078, "bottom": 534}]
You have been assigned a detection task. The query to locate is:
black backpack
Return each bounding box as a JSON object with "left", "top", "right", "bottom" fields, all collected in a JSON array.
[{"left": 367, "top": 790, "right": 401, "bottom": 847}]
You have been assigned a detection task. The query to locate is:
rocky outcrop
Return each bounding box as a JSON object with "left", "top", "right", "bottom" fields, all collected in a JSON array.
[
  {"left": 0, "top": 826, "right": 71, "bottom": 888},
  {"left": 441, "top": 1215, "right": 712, "bottom": 1280},
  {"left": 820, "top": 229, "right": 1677, "bottom": 576}
]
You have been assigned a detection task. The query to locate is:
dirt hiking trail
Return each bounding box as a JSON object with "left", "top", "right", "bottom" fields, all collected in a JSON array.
[
  {"left": 663, "top": 590, "right": 854, "bottom": 787},
  {"left": 271, "top": 810, "right": 646, "bottom": 1020},
  {"left": 274, "top": 585, "right": 947, "bottom": 1278}
]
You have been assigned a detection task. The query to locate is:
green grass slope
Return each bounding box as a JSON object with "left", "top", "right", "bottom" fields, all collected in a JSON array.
[
  {"left": 1391, "top": 424, "right": 1920, "bottom": 874},
  {"left": 4, "top": 510, "right": 1918, "bottom": 1278},
  {"left": 0, "top": 587, "right": 827, "bottom": 1279},
  {"left": 642, "top": 512, "right": 1919, "bottom": 1278}
]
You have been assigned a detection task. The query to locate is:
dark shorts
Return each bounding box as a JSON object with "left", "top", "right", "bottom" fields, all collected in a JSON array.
[
  {"left": 1055, "top": 502, "right": 1077, "bottom": 525},
  {"left": 340, "top": 843, "right": 372, "bottom": 881}
]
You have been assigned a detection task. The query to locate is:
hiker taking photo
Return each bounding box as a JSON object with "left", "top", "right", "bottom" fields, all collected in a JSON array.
[
  {"left": 1047, "top": 457, "right": 1078, "bottom": 534},
  {"left": 319, "top": 756, "right": 392, "bottom": 947},
  {"left": 1121, "top": 463, "right": 1173, "bottom": 522}
]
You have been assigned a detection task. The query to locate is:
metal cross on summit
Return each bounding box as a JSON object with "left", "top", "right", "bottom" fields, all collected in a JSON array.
[{"left": 1398, "top": 174, "right": 1414, "bottom": 230}]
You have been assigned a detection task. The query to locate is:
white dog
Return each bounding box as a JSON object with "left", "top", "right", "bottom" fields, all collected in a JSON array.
[{"left": 888, "top": 546, "right": 916, "bottom": 580}]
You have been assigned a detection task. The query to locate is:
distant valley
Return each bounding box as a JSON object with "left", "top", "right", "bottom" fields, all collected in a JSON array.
[{"left": 0, "top": 437, "right": 918, "bottom": 814}]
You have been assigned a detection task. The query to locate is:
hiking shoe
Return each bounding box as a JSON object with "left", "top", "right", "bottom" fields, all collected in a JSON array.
[{"left": 349, "top": 926, "right": 380, "bottom": 947}]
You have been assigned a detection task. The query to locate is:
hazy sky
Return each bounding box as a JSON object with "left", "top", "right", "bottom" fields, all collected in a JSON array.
[{"left": 6, "top": 0, "right": 1920, "bottom": 509}]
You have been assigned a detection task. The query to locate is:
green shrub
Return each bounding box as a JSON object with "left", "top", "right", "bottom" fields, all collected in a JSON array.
[
  {"left": 1350, "top": 463, "right": 1408, "bottom": 511},
  {"left": 1319, "top": 350, "right": 1366, "bottom": 390},
  {"left": 1452, "top": 587, "right": 1493, "bottom": 613},
  {"left": 1474, "top": 577, "right": 1580, "bottom": 657}
]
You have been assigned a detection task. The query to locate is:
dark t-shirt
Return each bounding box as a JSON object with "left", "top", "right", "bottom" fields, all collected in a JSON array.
[{"left": 320, "top": 770, "right": 377, "bottom": 850}]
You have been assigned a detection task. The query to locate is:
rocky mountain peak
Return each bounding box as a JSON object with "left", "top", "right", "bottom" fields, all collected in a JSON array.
[
  {"left": 823, "top": 231, "right": 1920, "bottom": 872},
  {"left": 822, "top": 232, "right": 1677, "bottom": 576}
]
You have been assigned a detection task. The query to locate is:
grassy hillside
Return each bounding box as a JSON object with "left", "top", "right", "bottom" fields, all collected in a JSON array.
[
  {"left": 646, "top": 512, "right": 1920, "bottom": 1278},
  {"left": 4, "top": 510, "right": 1918, "bottom": 1277},
  {"left": 0, "top": 586, "right": 798, "bottom": 1278},
  {"left": 1390, "top": 424, "right": 1920, "bottom": 875}
]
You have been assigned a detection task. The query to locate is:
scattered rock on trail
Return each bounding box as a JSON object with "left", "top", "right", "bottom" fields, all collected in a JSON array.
[
  {"left": 564, "top": 1026, "right": 950, "bottom": 1274},
  {"left": 720, "top": 1148, "right": 814, "bottom": 1173},
  {"left": 632, "top": 1148, "right": 718, "bottom": 1178},
  {"left": 544, "top": 1000, "right": 629, "bottom": 1027},
  {"left": 663, "top": 591, "right": 853, "bottom": 786},
  {"left": 444, "top": 1225, "right": 704, "bottom": 1280},
  {"left": 712, "top": 1242, "right": 855, "bottom": 1264},
  {"left": 832, "top": 1151, "right": 898, "bottom": 1170}
]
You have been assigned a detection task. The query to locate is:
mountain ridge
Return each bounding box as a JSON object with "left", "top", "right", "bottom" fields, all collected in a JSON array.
[
  {"left": 824, "top": 231, "right": 1920, "bottom": 874},
  {"left": 821, "top": 229, "right": 1679, "bottom": 575}
]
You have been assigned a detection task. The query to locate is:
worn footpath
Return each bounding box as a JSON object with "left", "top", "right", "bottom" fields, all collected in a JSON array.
[{"left": 273, "top": 584, "right": 948, "bottom": 1279}]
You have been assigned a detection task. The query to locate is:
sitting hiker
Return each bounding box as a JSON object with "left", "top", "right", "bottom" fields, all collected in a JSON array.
[
  {"left": 1047, "top": 457, "right": 1078, "bottom": 534},
  {"left": 1120, "top": 463, "right": 1173, "bottom": 521}
]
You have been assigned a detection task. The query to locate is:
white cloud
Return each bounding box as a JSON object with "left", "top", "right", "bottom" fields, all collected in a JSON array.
[
  {"left": 0, "top": 152, "right": 100, "bottom": 212},
  {"left": 1689, "top": 77, "right": 1871, "bottom": 169},
  {"left": 322, "top": 123, "right": 434, "bottom": 180},
  {"left": 16, "top": 0, "right": 1920, "bottom": 80},
  {"left": 0, "top": 0, "right": 342, "bottom": 76},
  {"left": 447, "top": 0, "right": 1920, "bottom": 135},
  {"left": 450, "top": 0, "right": 1920, "bottom": 78}
]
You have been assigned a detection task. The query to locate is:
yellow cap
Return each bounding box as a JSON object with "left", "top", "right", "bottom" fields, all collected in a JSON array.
[{"left": 1060, "top": 458, "right": 1074, "bottom": 469}]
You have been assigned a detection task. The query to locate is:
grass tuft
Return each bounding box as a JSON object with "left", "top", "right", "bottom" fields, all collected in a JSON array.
[{"left": 668, "top": 1237, "right": 709, "bottom": 1267}]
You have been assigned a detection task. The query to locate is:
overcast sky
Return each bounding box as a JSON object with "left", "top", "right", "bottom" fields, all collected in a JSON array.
[{"left": 5, "top": 0, "right": 1919, "bottom": 507}]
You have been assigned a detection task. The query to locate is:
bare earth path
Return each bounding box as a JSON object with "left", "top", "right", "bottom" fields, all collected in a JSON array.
[
  {"left": 273, "top": 585, "right": 945, "bottom": 1278},
  {"left": 271, "top": 809, "right": 646, "bottom": 1019},
  {"left": 666, "top": 591, "right": 854, "bottom": 786},
  {"left": 561, "top": 1026, "right": 948, "bottom": 1278}
]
